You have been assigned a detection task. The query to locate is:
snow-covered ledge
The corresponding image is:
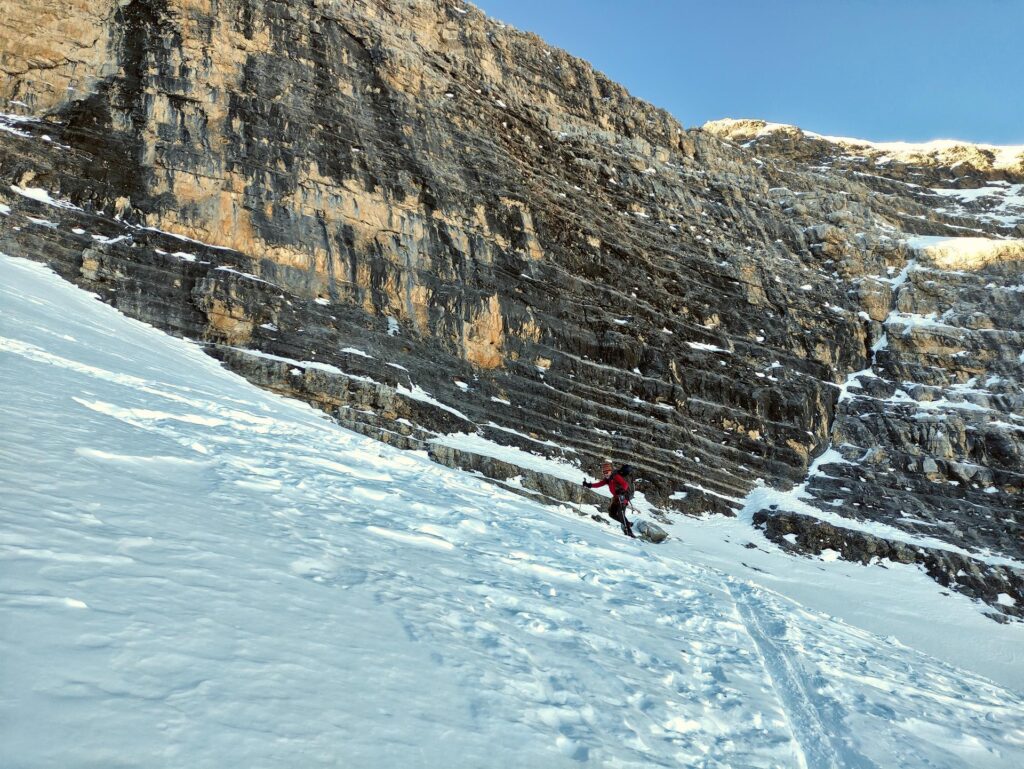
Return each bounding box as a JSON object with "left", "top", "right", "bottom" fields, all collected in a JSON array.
[{"left": 905, "top": 235, "right": 1024, "bottom": 270}]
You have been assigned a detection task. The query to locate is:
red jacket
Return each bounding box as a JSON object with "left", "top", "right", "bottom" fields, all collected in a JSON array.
[{"left": 592, "top": 473, "right": 629, "bottom": 499}]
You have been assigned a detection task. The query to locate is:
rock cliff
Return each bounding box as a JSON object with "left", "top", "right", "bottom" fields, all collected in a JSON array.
[{"left": 1, "top": 1, "right": 1020, "bottom": 617}]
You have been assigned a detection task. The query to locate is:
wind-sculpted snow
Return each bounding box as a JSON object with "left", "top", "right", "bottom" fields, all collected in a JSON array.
[{"left": 2, "top": 254, "right": 1023, "bottom": 767}]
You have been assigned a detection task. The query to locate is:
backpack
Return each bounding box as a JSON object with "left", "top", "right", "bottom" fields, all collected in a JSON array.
[{"left": 616, "top": 465, "right": 634, "bottom": 500}]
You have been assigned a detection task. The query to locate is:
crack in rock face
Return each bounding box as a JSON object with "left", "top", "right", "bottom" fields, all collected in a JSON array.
[{"left": 1, "top": 0, "right": 1021, "bottom": 617}]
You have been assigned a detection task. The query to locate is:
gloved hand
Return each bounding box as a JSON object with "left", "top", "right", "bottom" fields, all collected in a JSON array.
[{"left": 582, "top": 480, "right": 592, "bottom": 488}]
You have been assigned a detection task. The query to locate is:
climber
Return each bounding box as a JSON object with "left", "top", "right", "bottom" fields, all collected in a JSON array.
[{"left": 583, "top": 460, "right": 635, "bottom": 538}]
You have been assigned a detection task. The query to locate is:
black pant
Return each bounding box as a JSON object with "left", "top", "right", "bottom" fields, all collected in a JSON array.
[{"left": 609, "top": 496, "right": 630, "bottom": 525}]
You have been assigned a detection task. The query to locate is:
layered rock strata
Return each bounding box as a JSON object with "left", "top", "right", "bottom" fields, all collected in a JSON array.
[
  {"left": 703, "top": 121, "right": 1024, "bottom": 617},
  {"left": 1, "top": 2, "right": 1021, "bottom": 616}
]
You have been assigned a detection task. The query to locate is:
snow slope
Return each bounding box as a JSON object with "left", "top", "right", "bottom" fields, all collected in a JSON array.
[{"left": 2, "top": 254, "right": 1023, "bottom": 768}]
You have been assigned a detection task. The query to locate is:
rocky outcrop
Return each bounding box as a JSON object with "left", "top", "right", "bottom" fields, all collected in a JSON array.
[
  {"left": 0, "top": 0, "right": 116, "bottom": 114},
  {"left": 1, "top": 2, "right": 1020, "bottom": 616},
  {"left": 754, "top": 510, "right": 1022, "bottom": 623},
  {"left": 704, "top": 120, "right": 1024, "bottom": 619},
  {"left": 704, "top": 119, "right": 1024, "bottom": 238},
  {"left": 804, "top": 247, "right": 1024, "bottom": 561},
  {"left": 704, "top": 119, "right": 1024, "bottom": 191}
]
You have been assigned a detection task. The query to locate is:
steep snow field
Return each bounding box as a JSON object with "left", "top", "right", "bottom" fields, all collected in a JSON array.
[{"left": 2, "top": 254, "right": 1023, "bottom": 768}]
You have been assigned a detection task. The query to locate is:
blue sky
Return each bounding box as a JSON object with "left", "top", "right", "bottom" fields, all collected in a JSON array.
[{"left": 472, "top": 0, "right": 1023, "bottom": 145}]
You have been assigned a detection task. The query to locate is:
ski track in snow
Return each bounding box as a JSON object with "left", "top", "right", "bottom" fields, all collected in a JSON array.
[
  {"left": 728, "top": 584, "right": 875, "bottom": 769},
  {"left": 2, "top": 253, "right": 1024, "bottom": 768}
]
